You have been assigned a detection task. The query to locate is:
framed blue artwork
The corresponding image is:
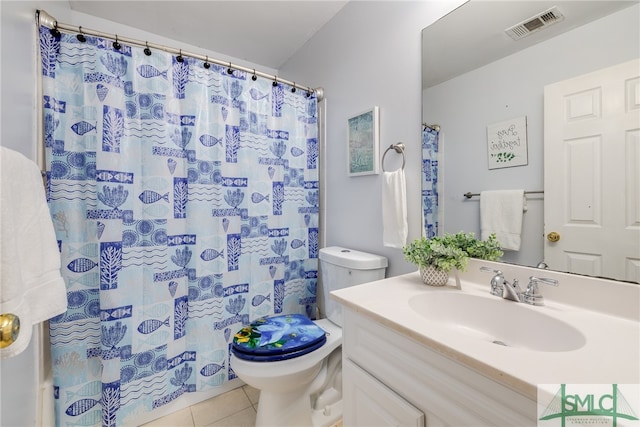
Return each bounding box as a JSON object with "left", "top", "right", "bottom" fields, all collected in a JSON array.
[{"left": 347, "top": 106, "right": 379, "bottom": 176}]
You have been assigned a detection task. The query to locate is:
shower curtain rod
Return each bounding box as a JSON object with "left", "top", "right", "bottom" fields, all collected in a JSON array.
[{"left": 36, "top": 9, "right": 323, "bottom": 100}]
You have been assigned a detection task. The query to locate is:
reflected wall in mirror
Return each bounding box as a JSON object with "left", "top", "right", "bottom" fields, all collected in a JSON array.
[{"left": 422, "top": 1, "right": 640, "bottom": 282}]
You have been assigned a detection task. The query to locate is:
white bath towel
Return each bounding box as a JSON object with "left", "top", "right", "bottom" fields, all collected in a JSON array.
[
  {"left": 382, "top": 169, "right": 408, "bottom": 248},
  {"left": 480, "top": 189, "right": 525, "bottom": 251},
  {"left": 1, "top": 147, "right": 67, "bottom": 359}
]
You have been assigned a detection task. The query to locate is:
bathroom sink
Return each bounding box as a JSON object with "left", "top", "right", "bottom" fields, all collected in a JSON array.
[{"left": 409, "top": 292, "right": 586, "bottom": 352}]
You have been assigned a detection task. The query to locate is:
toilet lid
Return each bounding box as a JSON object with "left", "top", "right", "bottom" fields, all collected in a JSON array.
[{"left": 232, "top": 314, "right": 326, "bottom": 361}]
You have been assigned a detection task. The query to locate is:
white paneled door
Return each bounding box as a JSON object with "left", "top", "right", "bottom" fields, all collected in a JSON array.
[{"left": 544, "top": 58, "right": 640, "bottom": 283}]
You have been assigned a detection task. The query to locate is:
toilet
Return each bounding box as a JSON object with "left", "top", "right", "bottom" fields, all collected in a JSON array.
[{"left": 230, "top": 246, "right": 387, "bottom": 427}]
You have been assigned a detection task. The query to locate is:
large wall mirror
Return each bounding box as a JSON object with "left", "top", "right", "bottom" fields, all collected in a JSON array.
[{"left": 422, "top": 0, "right": 640, "bottom": 283}]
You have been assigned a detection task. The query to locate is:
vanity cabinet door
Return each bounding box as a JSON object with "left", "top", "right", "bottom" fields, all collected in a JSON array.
[
  {"left": 342, "top": 308, "right": 536, "bottom": 426},
  {"left": 343, "top": 358, "right": 426, "bottom": 427}
]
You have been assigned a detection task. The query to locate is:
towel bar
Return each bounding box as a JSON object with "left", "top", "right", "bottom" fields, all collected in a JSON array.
[
  {"left": 464, "top": 190, "right": 543, "bottom": 199},
  {"left": 381, "top": 142, "right": 405, "bottom": 172}
]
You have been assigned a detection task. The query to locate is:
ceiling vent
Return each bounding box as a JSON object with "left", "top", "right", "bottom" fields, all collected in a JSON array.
[{"left": 505, "top": 6, "right": 565, "bottom": 40}]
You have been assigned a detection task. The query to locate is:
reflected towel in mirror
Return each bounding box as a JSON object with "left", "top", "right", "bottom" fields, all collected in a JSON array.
[{"left": 480, "top": 189, "right": 525, "bottom": 251}]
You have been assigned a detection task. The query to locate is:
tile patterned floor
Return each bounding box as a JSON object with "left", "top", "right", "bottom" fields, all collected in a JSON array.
[
  {"left": 141, "top": 384, "right": 343, "bottom": 427},
  {"left": 141, "top": 385, "right": 259, "bottom": 427}
]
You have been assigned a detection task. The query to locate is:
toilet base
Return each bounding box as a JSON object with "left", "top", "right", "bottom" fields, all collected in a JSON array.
[
  {"left": 253, "top": 347, "right": 342, "bottom": 427},
  {"left": 256, "top": 393, "right": 342, "bottom": 427},
  {"left": 255, "top": 389, "right": 313, "bottom": 427},
  {"left": 312, "top": 399, "right": 342, "bottom": 427},
  {"left": 254, "top": 382, "right": 342, "bottom": 427}
]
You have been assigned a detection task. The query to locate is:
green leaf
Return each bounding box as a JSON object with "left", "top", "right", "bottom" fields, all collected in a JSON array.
[{"left": 403, "top": 232, "right": 503, "bottom": 273}]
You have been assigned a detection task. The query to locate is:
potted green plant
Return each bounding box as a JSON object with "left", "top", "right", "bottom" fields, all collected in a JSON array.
[
  {"left": 402, "top": 235, "right": 468, "bottom": 286},
  {"left": 447, "top": 231, "right": 503, "bottom": 261},
  {"left": 403, "top": 232, "right": 503, "bottom": 286}
]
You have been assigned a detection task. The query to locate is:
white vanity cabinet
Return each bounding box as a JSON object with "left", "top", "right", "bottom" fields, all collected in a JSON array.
[
  {"left": 341, "top": 308, "right": 537, "bottom": 427},
  {"left": 343, "top": 358, "right": 426, "bottom": 427}
]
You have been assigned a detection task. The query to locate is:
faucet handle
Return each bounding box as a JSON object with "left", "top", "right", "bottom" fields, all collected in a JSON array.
[
  {"left": 480, "top": 267, "right": 504, "bottom": 297},
  {"left": 523, "top": 276, "right": 559, "bottom": 306}
]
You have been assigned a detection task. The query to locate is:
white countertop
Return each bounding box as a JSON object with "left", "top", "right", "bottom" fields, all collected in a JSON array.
[{"left": 331, "top": 269, "right": 640, "bottom": 400}]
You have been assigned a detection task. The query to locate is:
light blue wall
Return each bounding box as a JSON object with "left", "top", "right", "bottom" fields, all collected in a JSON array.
[
  {"left": 1, "top": 3, "right": 72, "bottom": 424},
  {"left": 281, "top": 1, "right": 464, "bottom": 277},
  {"left": 1, "top": 1, "right": 71, "bottom": 159},
  {"left": 423, "top": 4, "right": 640, "bottom": 267}
]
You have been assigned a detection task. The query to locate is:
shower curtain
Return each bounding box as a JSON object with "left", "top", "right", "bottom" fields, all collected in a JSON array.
[
  {"left": 39, "top": 26, "right": 319, "bottom": 425},
  {"left": 422, "top": 127, "right": 439, "bottom": 237}
]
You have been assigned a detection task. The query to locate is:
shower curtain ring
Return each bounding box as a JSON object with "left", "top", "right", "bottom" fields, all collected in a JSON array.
[
  {"left": 252, "top": 69, "right": 257, "bottom": 81},
  {"left": 203, "top": 56, "right": 210, "bottom": 69},
  {"left": 227, "top": 62, "right": 233, "bottom": 75},
  {"left": 144, "top": 41, "right": 152, "bottom": 56},
  {"left": 76, "top": 26, "right": 86, "bottom": 43},
  {"left": 113, "top": 35, "right": 121, "bottom": 50},
  {"left": 273, "top": 77, "right": 278, "bottom": 87},
  {"left": 176, "top": 49, "right": 184, "bottom": 63},
  {"left": 291, "top": 83, "right": 296, "bottom": 93},
  {"left": 50, "top": 21, "right": 61, "bottom": 38}
]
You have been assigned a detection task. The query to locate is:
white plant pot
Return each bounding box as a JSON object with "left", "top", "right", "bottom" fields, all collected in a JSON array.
[{"left": 419, "top": 265, "right": 450, "bottom": 286}]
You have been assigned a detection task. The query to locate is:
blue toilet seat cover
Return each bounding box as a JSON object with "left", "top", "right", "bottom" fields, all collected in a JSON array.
[{"left": 232, "top": 314, "right": 326, "bottom": 361}]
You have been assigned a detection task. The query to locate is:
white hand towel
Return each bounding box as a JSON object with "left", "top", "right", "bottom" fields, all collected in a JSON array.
[
  {"left": 480, "top": 189, "right": 525, "bottom": 251},
  {"left": 1, "top": 147, "right": 67, "bottom": 359},
  {"left": 382, "top": 169, "right": 408, "bottom": 248}
]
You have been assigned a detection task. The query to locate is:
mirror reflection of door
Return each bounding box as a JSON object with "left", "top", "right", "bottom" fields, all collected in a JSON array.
[{"left": 544, "top": 58, "right": 640, "bottom": 283}]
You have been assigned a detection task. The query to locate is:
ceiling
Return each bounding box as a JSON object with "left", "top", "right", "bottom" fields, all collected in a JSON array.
[
  {"left": 422, "top": 0, "right": 639, "bottom": 88},
  {"left": 68, "top": 1, "right": 349, "bottom": 70},
  {"left": 66, "top": 1, "right": 638, "bottom": 85}
]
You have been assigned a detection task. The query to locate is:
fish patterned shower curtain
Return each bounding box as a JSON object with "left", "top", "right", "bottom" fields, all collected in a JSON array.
[
  {"left": 39, "top": 26, "right": 319, "bottom": 426},
  {"left": 422, "top": 127, "right": 439, "bottom": 237}
]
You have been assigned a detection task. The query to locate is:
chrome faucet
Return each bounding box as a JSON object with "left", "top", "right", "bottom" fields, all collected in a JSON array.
[
  {"left": 480, "top": 267, "right": 559, "bottom": 306},
  {"left": 502, "top": 277, "right": 523, "bottom": 302},
  {"left": 480, "top": 267, "right": 523, "bottom": 302},
  {"left": 481, "top": 267, "right": 505, "bottom": 297},
  {"left": 523, "top": 276, "right": 559, "bottom": 306}
]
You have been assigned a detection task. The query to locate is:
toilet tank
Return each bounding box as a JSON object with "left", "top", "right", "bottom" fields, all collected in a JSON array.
[{"left": 319, "top": 246, "right": 387, "bottom": 327}]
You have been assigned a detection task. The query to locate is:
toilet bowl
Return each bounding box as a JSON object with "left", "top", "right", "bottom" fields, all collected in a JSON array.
[
  {"left": 229, "top": 247, "right": 387, "bottom": 427},
  {"left": 231, "top": 318, "right": 342, "bottom": 426}
]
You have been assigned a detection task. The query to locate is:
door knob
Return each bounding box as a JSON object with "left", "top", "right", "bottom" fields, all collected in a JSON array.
[
  {"left": 0, "top": 313, "right": 20, "bottom": 349},
  {"left": 547, "top": 232, "right": 560, "bottom": 242}
]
